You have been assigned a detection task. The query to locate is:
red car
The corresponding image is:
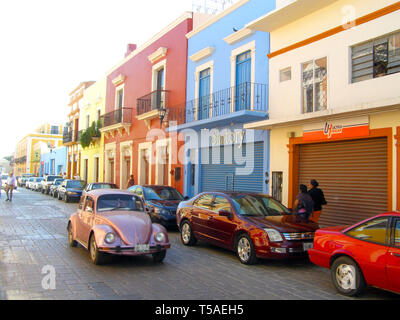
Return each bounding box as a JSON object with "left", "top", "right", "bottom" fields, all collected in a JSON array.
[
  {"left": 309, "top": 212, "right": 400, "bottom": 296},
  {"left": 67, "top": 190, "right": 170, "bottom": 265},
  {"left": 176, "top": 192, "right": 319, "bottom": 264}
]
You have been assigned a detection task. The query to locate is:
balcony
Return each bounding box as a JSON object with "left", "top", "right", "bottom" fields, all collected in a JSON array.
[
  {"left": 99, "top": 107, "right": 132, "bottom": 138},
  {"left": 63, "top": 131, "right": 73, "bottom": 144},
  {"left": 136, "top": 90, "right": 169, "bottom": 128},
  {"left": 167, "top": 83, "right": 268, "bottom": 130}
]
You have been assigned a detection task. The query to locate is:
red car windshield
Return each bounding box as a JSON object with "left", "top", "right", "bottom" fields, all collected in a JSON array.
[{"left": 231, "top": 195, "right": 291, "bottom": 217}]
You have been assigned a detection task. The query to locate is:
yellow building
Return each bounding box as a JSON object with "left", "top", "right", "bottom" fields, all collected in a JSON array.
[
  {"left": 14, "top": 124, "right": 64, "bottom": 175},
  {"left": 78, "top": 77, "right": 106, "bottom": 183}
]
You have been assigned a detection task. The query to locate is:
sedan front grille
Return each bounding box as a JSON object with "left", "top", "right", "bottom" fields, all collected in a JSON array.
[{"left": 282, "top": 232, "right": 314, "bottom": 241}]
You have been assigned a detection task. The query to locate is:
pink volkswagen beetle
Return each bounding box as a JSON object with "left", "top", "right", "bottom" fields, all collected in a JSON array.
[{"left": 67, "top": 190, "right": 170, "bottom": 265}]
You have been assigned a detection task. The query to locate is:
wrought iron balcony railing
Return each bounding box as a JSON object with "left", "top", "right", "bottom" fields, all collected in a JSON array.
[
  {"left": 167, "top": 82, "right": 267, "bottom": 125},
  {"left": 137, "top": 90, "right": 169, "bottom": 116},
  {"left": 99, "top": 108, "right": 133, "bottom": 128},
  {"left": 63, "top": 131, "right": 73, "bottom": 144}
]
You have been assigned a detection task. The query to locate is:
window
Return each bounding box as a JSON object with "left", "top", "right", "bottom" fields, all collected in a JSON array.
[
  {"left": 394, "top": 220, "right": 400, "bottom": 248},
  {"left": 346, "top": 217, "right": 389, "bottom": 245},
  {"left": 302, "top": 57, "right": 327, "bottom": 113},
  {"left": 352, "top": 31, "right": 400, "bottom": 83},
  {"left": 212, "top": 196, "right": 232, "bottom": 213},
  {"left": 84, "top": 197, "right": 94, "bottom": 212},
  {"left": 280, "top": 67, "right": 291, "bottom": 82},
  {"left": 50, "top": 126, "right": 59, "bottom": 134},
  {"left": 116, "top": 88, "right": 124, "bottom": 109},
  {"left": 193, "top": 194, "right": 214, "bottom": 210}
]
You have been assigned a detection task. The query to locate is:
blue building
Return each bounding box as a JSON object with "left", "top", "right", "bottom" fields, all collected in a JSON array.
[
  {"left": 39, "top": 147, "right": 67, "bottom": 177},
  {"left": 171, "top": 0, "right": 275, "bottom": 197}
]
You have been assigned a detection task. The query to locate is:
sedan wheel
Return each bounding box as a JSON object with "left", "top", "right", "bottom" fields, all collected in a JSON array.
[
  {"left": 89, "top": 235, "right": 108, "bottom": 265},
  {"left": 68, "top": 224, "right": 77, "bottom": 247},
  {"left": 180, "top": 221, "right": 197, "bottom": 246},
  {"left": 236, "top": 234, "right": 258, "bottom": 265},
  {"left": 331, "top": 256, "right": 366, "bottom": 296}
]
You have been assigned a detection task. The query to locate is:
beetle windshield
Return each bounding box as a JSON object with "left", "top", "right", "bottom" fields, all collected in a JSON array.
[
  {"left": 97, "top": 194, "right": 144, "bottom": 212},
  {"left": 92, "top": 183, "right": 118, "bottom": 190},
  {"left": 144, "top": 187, "right": 184, "bottom": 201},
  {"left": 231, "top": 195, "right": 291, "bottom": 217}
]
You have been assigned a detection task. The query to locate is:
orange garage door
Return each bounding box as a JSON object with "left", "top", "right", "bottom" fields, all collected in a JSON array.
[{"left": 298, "top": 137, "right": 388, "bottom": 227}]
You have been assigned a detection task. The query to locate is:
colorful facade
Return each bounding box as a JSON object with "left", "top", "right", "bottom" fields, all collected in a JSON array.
[
  {"left": 245, "top": 0, "right": 400, "bottom": 226},
  {"left": 39, "top": 146, "right": 67, "bottom": 176},
  {"left": 172, "top": 0, "right": 275, "bottom": 197},
  {"left": 63, "top": 81, "right": 95, "bottom": 179},
  {"left": 79, "top": 77, "right": 106, "bottom": 183},
  {"left": 14, "top": 124, "right": 64, "bottom": 176},
  {"left": 100, "top": 13, "right": 194, "bottom": 191}
]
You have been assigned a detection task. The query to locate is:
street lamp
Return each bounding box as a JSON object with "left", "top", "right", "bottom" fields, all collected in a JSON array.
[{"left": 158, "top": 107, "right": 167, "bottom": 126}]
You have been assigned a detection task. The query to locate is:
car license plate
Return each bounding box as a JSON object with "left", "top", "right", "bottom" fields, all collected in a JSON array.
[
  {"left": 303, "top": 242, "right": 313, "bottom": 251},
  {"left": 134, "top": 244, "right": 150, "bottom": 252}
]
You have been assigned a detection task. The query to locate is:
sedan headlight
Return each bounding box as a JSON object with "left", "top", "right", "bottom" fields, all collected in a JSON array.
[
  {"left": 264, "top": 228, "right": 283, "bottom": 242},
  {"left": 155, "top": 232, "right": 166, "bottom": 243},
  {"left": 154, "top": 207, "right": 169, "bottom": 215},
  {"left": 104, "top": 232, "right": 116, "bottom": 244}
]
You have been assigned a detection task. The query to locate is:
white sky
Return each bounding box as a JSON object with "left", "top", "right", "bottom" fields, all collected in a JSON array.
[{"left": 0, "top": 0, "right": 196, "bottom": 159}]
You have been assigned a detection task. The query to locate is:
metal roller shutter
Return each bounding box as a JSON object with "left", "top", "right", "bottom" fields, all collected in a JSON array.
[
  {"left": 299, "top": 137, "right": 388, "bottom": 227},
  {"left": 201, "top": 142, "right": 264, "bottom": 193}
]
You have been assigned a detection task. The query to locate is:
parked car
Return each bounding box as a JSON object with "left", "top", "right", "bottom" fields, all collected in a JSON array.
[
  {"left": 57, "top": 179, "right": 86, "bottom": 202},
  {"left": 50, "top": 178, "right": 64, "bottom": 198},
  {"left": 177, "top": 191, "right": 319, "bottom": 265},
  {"left": 1, "top": 174, "right": 8, "bottom": 188},
  {"left": 67, "top": 189, "right": 170, "bottom": 265},
  {"left": 128, "top": 185, "right": 187, "bottom": 228},
  {"left": 18, "top": 173, "right": 34, "bottom": 187},
  {"left": 41, "top": 175, "right": 63, "bottom": 194},
  {"left": 83, "top": 182, "right": 118, "bottom": 194},
  {"left": 31, "top": 177, "right": 44, "bottom": 191},
  {"left": 308, "top": 212, "right": 400, "bottom": 296},
  {"left": 26, "top": 177, "right": 36, "bottom": 189}
]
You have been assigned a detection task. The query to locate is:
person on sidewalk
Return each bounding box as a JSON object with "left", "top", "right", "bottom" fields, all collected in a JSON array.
[
  {"left": 308, "top": 179, "right": 327, "bottom": 223},
  {"left": 126, "top": 175, "right": 135, "bottom": 189},
  {"left": 294, "top": 184, "right": 314, "bottom": 220},
  {"left": 5, "top": 173, "right": 17, "bottom": 202},
  {"left": 0, "top": 175, "right": 2, "bottom": 198}
]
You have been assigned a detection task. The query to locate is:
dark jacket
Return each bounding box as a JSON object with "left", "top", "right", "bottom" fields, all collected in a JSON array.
[{"left": 308, "top": 187, "right": 327, "bottom": 211}]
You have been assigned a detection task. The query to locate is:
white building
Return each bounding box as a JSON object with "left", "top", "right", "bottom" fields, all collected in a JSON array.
[{"left": 245, "top": 0, "right": 400, "bottom": 226}]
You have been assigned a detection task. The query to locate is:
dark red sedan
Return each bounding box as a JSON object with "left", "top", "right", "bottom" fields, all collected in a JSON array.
[
  {"left": 308, "top": 212, "right": 400, "bottom": 296},
  {"left": 176, "top": 192, "right": 319, "bottom": 264}
]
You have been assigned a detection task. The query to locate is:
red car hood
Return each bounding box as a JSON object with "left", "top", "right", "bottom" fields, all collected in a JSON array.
[
  {"left": 98, "top": 211, "right": 153, "bottom": 245},
  {"left": 242, "top": 214, "right": 319, "bottom": 233}
]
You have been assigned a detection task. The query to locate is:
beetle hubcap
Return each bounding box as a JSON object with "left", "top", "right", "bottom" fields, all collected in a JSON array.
[
  {"left": 237, "top": 238, "right": 251, "bottom": 262},
  {"left": 336, "top": 264, "right": 356, "bottom": 290},
  {"left": 182, "top": 223, "right": 191, "bottom": 243}
]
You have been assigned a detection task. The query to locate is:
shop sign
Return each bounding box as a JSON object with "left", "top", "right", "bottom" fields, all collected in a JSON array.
[
  {"left": 303, "top": 116, "right": 369, "bottom": 142},
  {"left": 210, "top": 129, "right": 246, "bottom": 147}
]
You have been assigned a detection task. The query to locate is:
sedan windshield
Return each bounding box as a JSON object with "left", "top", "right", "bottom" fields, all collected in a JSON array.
[
  {"left": 231, "top": 195, "right": 291, "bottom": 217},
  {"left": 144, "top": 187, "right": 184, "bottom": 201},
  {"left": 47, "top": 176, "right": 62, "bottom": 182},
  {"left": 97, "top": 194, "right": 144, "bottom": 212},
  {"left": 54, "top": 179, "right": 63, "bottom": 186},
  {"left": 66, "top": 180, "right": 85, "bottom": 189}
]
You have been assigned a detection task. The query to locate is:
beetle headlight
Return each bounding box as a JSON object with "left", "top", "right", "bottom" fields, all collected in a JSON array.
[
  {"left": 264, "top": 228, "right": 283, "bottom": 242},
  {"left": 155, "top": 232, "right": 165, "bottom": 243},
  {"left": 104, "top": 232, "right": 116, "bottom": 244}
]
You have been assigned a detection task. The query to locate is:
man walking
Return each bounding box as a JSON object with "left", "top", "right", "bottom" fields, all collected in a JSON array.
[{"left": 5, "top": 172, "right": 17, "bottom": 202}]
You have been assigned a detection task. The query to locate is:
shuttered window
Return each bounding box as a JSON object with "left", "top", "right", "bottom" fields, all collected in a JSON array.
[
  {"left": 352, "top": 31, "right": 400, "bottom": 83},
  {"left": 298, "top": 138, "right": 388, "bottom": 227}
]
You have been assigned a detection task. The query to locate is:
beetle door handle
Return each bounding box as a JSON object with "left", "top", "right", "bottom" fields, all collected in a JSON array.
[{"left": 391, "top": 252, "right": 400, "bottom": 258}]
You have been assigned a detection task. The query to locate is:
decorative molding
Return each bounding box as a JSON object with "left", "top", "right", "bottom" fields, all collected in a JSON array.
[
  {"left": 112, "top": 74, "right": 125, "bottom": 87},
  {"left": 189, "top": 47, "right": 215, "bottom": 62},
  {"left": 136, "top": 109, "right": 159, "bottom": 129},
  {"left": 224, "top": 28, "right": 254, "bottom": 45},
  {"left": 148, "top": 47, "right": 168, "bottom": 64}
]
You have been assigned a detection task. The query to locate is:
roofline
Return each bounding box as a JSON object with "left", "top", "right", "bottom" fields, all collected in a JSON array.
[{"left": 105, "top": 12, "right": 193, "bottom": 76}]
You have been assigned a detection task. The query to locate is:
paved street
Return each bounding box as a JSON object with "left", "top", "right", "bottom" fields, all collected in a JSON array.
[{"left": 0, "top": 188, "right": 398, "bottom": 300}]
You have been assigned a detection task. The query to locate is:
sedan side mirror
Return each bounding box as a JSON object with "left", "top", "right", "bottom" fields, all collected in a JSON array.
[
  {"left": 146, "top": 207, "right": 154, "bottom": 214},
  {"left": 184, "top": 196, "right": 190, "bottom": 201},
  {"left": 218, "top": 210, "right": 232, "bottom": 218}
]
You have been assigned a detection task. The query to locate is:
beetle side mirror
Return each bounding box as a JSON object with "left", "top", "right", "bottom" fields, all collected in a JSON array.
[{"left": 219, "top": 210, "right": 232, "bottom": 218}]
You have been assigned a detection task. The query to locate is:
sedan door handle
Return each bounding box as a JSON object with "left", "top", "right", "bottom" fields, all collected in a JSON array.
[{"left": 391, "top": 252, "right": 400, "bottom": 258}]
